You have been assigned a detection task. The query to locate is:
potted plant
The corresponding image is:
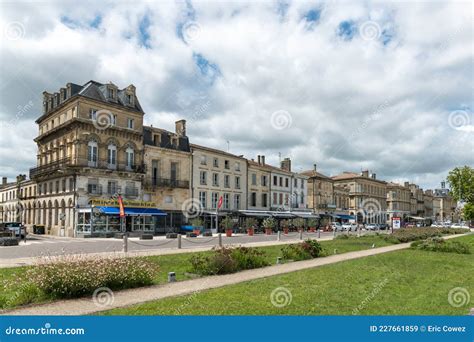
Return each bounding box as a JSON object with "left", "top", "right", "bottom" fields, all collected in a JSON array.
[
  {"left": 308, "top": 218, "right": 317, "bottom": 232},
  {"left": 281, "top": 219, "right": 290, "bottom": 234},
  {"left": 221, "top": 216, "right": 235, "bottom": 237},
  {"left": 262, "top": 217, "right": 276, "bottom": 235},
  {"left": 190, "top": 217, "right": 204, "bottom": 236},
  {"left": 293, "top": 218, "right": 305, "bottom": 232},
  {"left": 244, "top": 217, "right": 258, "bottom": 236}
]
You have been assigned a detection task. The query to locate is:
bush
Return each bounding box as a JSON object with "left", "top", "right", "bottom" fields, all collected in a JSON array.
[
  {"left": 335, "top": 234, "right": 351, "bottom": 240},
  {"left": 411, "top": 237, "right": 471, "bottom": 254},
  {"left": 384, "top": 227, "right": 469, "bottom": 244},
  {"left": 0, "top": 237, "right": 19, "bottom": 246},
  {"left": 27, "top": 255, "right": 159, "bottom": 298},
  {"left": 189, "top": 246, "right": 270, "bottom": 276},
  {"left": 281, "top": 240, "right": 323, "bottom": 261}
]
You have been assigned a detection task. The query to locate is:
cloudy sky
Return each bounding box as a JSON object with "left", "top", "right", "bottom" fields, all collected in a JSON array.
[{"left": 0, "top": 0, "right": 472, "bottom": 189}]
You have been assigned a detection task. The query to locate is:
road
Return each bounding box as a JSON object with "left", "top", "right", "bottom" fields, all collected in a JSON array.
[{"left": 0, "top": 230, "right": 390, "bottom": 260}]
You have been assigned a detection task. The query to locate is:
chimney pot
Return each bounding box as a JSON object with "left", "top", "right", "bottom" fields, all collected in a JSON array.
[
  {"left": 257, "top": 155, "right": 261, "bottom": 164},
  {"left": 261, "top": 155, "right": 265, "bottom": 165},
  {"left": 313, "top": 164, "right": 317, "bottom": 172},
  {"left": 175, "top": 119, "right": 186, "bottom": 137},
  {"left": 2, "top": 177, "right": 7, "bottom": 185},
  {"left": 361, "top": 170, "right": 369, "bottom": 177}
]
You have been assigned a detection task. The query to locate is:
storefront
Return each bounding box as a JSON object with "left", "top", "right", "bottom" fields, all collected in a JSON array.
[{"left": 76, "top": 199, "right": 167, "bottom": 236}]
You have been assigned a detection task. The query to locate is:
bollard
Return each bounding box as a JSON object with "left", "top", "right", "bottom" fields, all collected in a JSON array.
[
  {"left": 277, "top": 231, "right": 281, "bottom": 241},
  {"left": 317, "top": 229, "right": 321, "bottom": 238},
  {"left": 357, "top": 228, "right": 361, "bottom": 237},
  {"left": 168, "top": 272, "right": 176, "bottom": 283},
  {"left": 334, "top": 248, "right": 338, "bottom": 254},
  {"left": 123, "top": 233, "right": 128, "bottom": 253},
  {"left": 178, "top": 234, "right": 182, "bottom": 249},
  {"left": 299, "top": 229, "right": 303, "bottom": 240},
  {"left": 218, "top": 233, "right": 222, "bottom": 247},
  {"left": 276, "top": 257, "right": 282, "bottom": 264},
  {"left": 333, "top": 229, "right": 337, "bottom": 237}
]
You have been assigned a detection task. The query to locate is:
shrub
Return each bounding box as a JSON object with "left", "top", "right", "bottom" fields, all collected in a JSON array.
[
  {"left": 189, "top": 246, "right": 270, "bottom": 276},
  {"left": 335, "top": 234, "right": 350, "bottom": 240},
  {"left": 384, "top": 227, "right": 469, "bottom": 244},
  {"left": 411, "top": 237, "right": 471, "bottom": 254},
  {"left": 0, "top": 237, "right": 19, "bottom": 246},
  {"left": 281, "top": 240, "right": 323, "bottom": 261},
  {"left": 27, "top": 255, "right": 159, "bottom": 298}
]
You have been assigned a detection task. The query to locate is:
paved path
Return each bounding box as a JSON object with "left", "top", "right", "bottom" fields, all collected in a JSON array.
[
  {"left": 2, "top": 233, "right": 470, "bottom": 316},
  {"left": 0, "top": 231, "right": 379, "bottom": 268}
]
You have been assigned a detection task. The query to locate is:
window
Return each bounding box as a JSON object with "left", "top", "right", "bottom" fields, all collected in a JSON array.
[
  {"left": 211, "top": 192, "right": 219, "bottom": 209},
  {"left": 273, "top": 193, "right": 277, "bottom": 205},
  {"left": 261, "top": 175, "right": 267, "bottom": 187},
  {"left": 224, "top": 160, "right": 230, "bottom": 169},
  {"left": 107, "top": 144, "right": 117, "bottom": 169},
  {"left": 62, "top": 179, "right": 66, "bottom": 192},
  {"left": 235, "top": 176, "right": 240, "bottom": 189},
  {"left": 212, "top": 173, "right": 219, "bottom": 186},
  {"left": 38, "top": 184, "right": 42, "bottom": 195},
  {"left": 224, "top": 175, "right": 230, "bottom": 188},
  {"left": 153, "top": 134, "right": 161, "bottom": 146},
  {"left": 127, "top": 118, "right": 134, "bottom": 129},
  {"left": 285, "top": 178, "right": 289, "bottom": 188},
  {"left": 200, "top": 171, "right": 207, "bottom": 185},
  {"left": 69, "top": 178, "right": 74, "bottom": 191},
  {"left": 279, "top": 177, "right": 283, "bottom": 187},
  {"left": 294, "top": 179, "right": 298, "bottom": 187},
  {"left": 262, "top": 193, "right": 268, "bottom": 207},
  {"left": 235, "top": 162, "right": 240, "bottom": 171},
  {"left": 250, "top": 192, "right": 257, "bottom": 207},
  {"left": 107, "top": 181, "right": 117, "bottom": 195},
  {"left": 273, "top": 176, "right": 278, "bottom": 186},
  {"left": 200, "top": 155, "right": 207, "bottom": 165},
  {"left": 199, "top": 192, "right": 207, "bottom": 209},
  {"left": 107, "top": 87, "right": 114, "bottom": 99},
  {"left": 301, "top": 179, "right": 304, "bottom": 189},
  {"left": 234, "top": 194, "right": 240, "bottom": 210},
  {"left": 87, "top": 179, "right": 100, "bottom": 194},
  {"left": 223, "top": 193, "right": 229, "bottom": 209},
  {"left": 87, "top": 141, "right": 98, "bottom": 167},
  {"left": 279, "top": 193, "right": 283, "bottom": 205},
  {"left": 213, "top": 158, "right": 219, "bottom": 167},
  {"left": 89, "top": 109, "right": 97, "bottom": 120},
  {"left": 251, "top": 173, "right": 257, "bottom": 185},
  {"left": 126, "top": 94, "right": 132, "bottom": 104},
  {"left": 112, "top": 114, "right": 117, "bottom": 126},
  {"left": 125, "top": 147, "right": 134, "bottom": 170}
]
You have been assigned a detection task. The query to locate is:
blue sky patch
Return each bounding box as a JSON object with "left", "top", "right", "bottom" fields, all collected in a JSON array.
[
  {"left": 138, "top": 14, "right": 151, "bottom": 49},
  {"left": 193, "top": 53, "right": 221, "bottom": 84},
  {"left": 338, "top": 20, "right": 356, "bottom": 40}
]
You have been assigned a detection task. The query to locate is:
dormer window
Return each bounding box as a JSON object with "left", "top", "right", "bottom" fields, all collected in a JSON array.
[
  {"left": 89, "top": 109, "right": 97, "bottom": 120},
  {"left": 127, "top": 118, "right": 134, "bottom": 129},
  {"left": 126, "top": 93, "right": 133, "bottom": 105},
  {"left": 107, "top": 87, "right": 115, "bottom": 99},
  {"left": 153, "top": 134, "right": 161, "bottom": 146}
]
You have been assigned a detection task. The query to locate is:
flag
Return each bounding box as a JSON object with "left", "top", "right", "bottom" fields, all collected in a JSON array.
[
  {"left": 218, "top": 196, "right": 223, "bottom": 209},
  {"left": 118, "top": 195, "right": 125, "bottom": 218}
]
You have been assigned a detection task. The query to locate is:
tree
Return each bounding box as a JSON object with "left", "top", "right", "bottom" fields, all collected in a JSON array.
[
  {"left": 447, "top": 166, "right": 474, "bottom": 203},
  {"left": 461, "top": 202, "right": 474, "bottom": 222}
]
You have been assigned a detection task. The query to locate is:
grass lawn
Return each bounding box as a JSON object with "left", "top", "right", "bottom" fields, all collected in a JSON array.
[
  {"left": 0, "top": 235, "right": 392, "bottom": 310},
  {"left": 102, "top": 234, "right": 474, "bottom": 316}
]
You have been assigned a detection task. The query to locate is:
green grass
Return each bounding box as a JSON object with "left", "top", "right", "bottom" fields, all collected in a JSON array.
[
  {"left": 102, "top": 234, "right": 474, "bottom": 316},
  {"left": 0, "top": 235, "right": 391, "bottom": 310}
]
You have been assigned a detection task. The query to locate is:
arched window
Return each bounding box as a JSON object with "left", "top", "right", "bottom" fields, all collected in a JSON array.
[
  {"left": 107, "top": 144, "right": 117, "bottom": 169},
  {"left": 87, "top": 140, "right": 98, "bottom": 167},
  {"left": 125, "top": 147, "right": 134, "bottom": 170}
]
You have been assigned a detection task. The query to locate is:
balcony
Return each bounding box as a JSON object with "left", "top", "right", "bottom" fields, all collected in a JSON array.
[
  {"left": 30, "top": 157, "right": 146, "bottom": 179},
  {"left": 145, "top": 177, "right": 189, "bottom": 190},
  {"left": 30, "top": 157, "right": 71, "bottom": 179}
]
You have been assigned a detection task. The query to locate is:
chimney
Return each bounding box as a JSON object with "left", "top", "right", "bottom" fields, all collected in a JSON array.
[
  {"left": 371, "top": 173, "right": 376, "bottom": 179},
  {"left": 404, "top": 181, "right": 409, "bottom": 187},
  {"left": 441, "top": 181, "right": 445, "bottom": 189},
  {"left": 175, "top": 119, "right": 186, "bottom": 137},
  {"left": 361, "top": 170, "right": 369, "bottom": 177},
  {"left": 313, "top": 164, "right": 317, "bottom": 172},
  {"left": 281, "top": 157, "right": 291, "bottom": 172},
  {"left": 2, "top": 177, "right": 6, "bottom": 185},
  {"left": 261, "top": 155, "right": 265, "bottom": 165},
  {"left": 257, "top": 155, "right": 261, "bottom": 164}
]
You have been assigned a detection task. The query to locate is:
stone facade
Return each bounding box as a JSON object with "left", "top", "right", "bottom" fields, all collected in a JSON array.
[
  {"left": 247, "top": 157, "right": 271, "bottom": 210},
  {"left": 386, "top": 182, "right": 411, "bottom": 222}
]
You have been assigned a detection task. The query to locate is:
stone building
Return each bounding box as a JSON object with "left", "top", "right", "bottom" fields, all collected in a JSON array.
[
  {"left": 142, "top": 121, "right": 191, "bottom": 232},
  {"left": 190, "top": 144, "right": 248, "bottom": 229},
  {"left": 386, "top": 182, "right": 411, "bottom": 223},
  {"left": 247, "top": 156, "right": 271, "bottom": 211},
  {"left": 0, "top": 176, "right": 36, "bottom": 227},
  {"left": 302, "top": 165, "right": 335, "bottom": 214},
  {"left": 29, "top": 80, "right": 150, "bottom": 237},
  {"left": 423, "top": 189, "right": 434, "bottom": 222},
  {"left": 332, "top": 170, "right": 388, "bottom": 224},
  {"left": 434, "top": 182, "right": 458, "bottom": 222},
  {"left": 408, "top": 183, "right": 425, "bottom": 218}
]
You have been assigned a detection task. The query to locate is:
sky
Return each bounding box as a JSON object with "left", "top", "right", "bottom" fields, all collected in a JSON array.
[{"left": 0, "top": 0, "right": 472, "bottom": 190}]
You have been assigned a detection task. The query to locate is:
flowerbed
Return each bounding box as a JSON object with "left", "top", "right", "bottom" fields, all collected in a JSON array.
[
  {"left": 281, "top": 240, "right": 323, "bottom": 261},
  {"left": 384, "top": 227, "right": 470, "bottom": 243},
  {"left": 411, "top": 237, "right": 471, "bottom": 254}
]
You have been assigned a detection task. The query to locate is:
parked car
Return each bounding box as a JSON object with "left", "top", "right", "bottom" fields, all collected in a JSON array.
[
  {"left": 451, "top": 223, "right": 469, "bottom": 229},
  {"left": 330, "top": 222, "right": 343, "bottom": 231},
  {"left": 341, "top": 223, "right": 357, "bottom": 231},
  {"left": 365, "top": 224, "right": 377, "bottom": 231},
  {"left": 379, "top": 224, "right": 389, "bottom": 230},
  {"left": 0, "top": 222, "right": 26, "bottom": 239}
]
